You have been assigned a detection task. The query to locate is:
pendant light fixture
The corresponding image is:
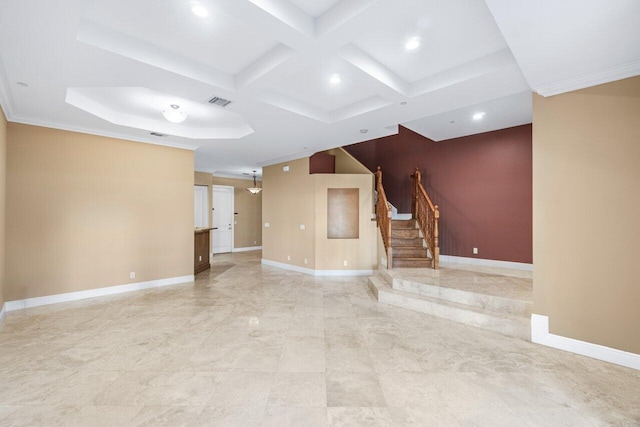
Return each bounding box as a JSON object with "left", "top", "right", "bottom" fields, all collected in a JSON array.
[{"left": 246, "top": 170, "right": 261, "bottom": 195}]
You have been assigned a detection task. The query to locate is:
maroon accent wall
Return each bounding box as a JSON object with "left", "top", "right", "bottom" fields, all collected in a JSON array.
[
  {"left": 309, "top": 152, "right": 335, "bottom": 174},
  {"left": 344, "top": 125, "right": 532, "bottom": 263}
]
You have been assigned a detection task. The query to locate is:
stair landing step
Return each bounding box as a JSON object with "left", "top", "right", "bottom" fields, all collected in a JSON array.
[
  {"left": 381, "top": 269, "right": 531, "bottom": 316},
  {"left": 367, "top": 275, "right": 530, "bottom": 340}
]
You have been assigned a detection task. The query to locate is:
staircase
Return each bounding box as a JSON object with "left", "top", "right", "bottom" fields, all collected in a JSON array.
[
  {"left": 368, "top": 269, "right": 531, "bottom": 340},
  {"left": 376, "top": 167, "right": 440, "bottom": 270},
  {"left": 391, "top": 219, "right": 432, "bottom": 268}
]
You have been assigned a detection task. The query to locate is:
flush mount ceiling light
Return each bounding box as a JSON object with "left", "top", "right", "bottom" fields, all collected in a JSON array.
[
  {"left": 190, "top": 1, "right": 209, "bottom": 17},
  {"left": 329, "top": 74, "right": 341, "bottom": 84},
  {"left": 472, "top": 112, "right": 486, "bottom": 121},
  {"left": 246, "top": 170, "right": 262, "bottom": 195},
  {"left": 405, "top": 37, "right": 421, "bottom": 50},
  {"left": 162, "top": 104, "right": 187, "bottom": 123}
]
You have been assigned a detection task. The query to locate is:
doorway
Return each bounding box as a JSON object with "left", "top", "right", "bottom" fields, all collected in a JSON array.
[{"left": 212, "top": 185, "right": 234, "bottom": 253}]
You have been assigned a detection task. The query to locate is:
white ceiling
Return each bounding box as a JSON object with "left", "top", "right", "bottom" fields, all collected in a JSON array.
[{"left": 0, "top": 0, "right": 638, "bottom": 178}]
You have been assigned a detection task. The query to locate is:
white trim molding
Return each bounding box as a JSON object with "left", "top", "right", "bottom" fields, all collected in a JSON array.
[
  {"left": 4, "top": 275, "right": 194, "bottom": 312},
  {"left": 440, "top": 255, "right": 532, "bottom": 271},
  {"left": 261, "top": 259, "right": 372, "bottom": 277},
  {"left": 232, "top": 246, "right": 262, "bottom": 253},
  {"left": 531, "top": 314, "right": 640, "bottom": 371},
  {"left": 536, "top": 59, "right": 640, "bottom": 97},
  {"left": 0, "top": 303, "right": 6, "bottom": 323}
]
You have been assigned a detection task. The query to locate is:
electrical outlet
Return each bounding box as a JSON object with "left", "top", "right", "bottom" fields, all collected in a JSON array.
[
  {"left": 254, "top": 240, "right": 257, "bottom": 244},
  {"left": 283, "top": 165, "right": 290, "bottom": 172},
  {"left": 304, "top": 258, "right": 308, "bottom": 264},
  {"left": 287, "top": 255, "right": 291, "bottom": 261},
  {"left": 473, "top": 247, "right": 478, "bottom": 255},
  {"left": 199, "top": 256, "right": 202, "bottom": 261},
  {"left": 299, "top": 224, "right": 305, "bottom": 230},
  {"left": 343, "top": 260, "right": 348, "bottom": 266},
  {"left": 130, "top": 272, "right": 135, "bottom": 279},
  {"left": 265, "top": 222, "right": 270, "bottom": 228}
]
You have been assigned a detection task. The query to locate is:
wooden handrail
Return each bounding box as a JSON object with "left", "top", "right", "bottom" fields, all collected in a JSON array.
[
  {"left": 375, "top": 167, "right": 393, "bottom": 269},
  {"left": 412, "top": 168, "right": 440, "bottom": 269}
]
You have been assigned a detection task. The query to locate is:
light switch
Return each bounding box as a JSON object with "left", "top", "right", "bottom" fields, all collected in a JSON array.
[
  {"left": 265, "top": 222, "right": 270, "bottom": 228},
  {"left": 283, "top": 165, "right": 290, "bottom": 172},
  {"left": 299, "top": 224, "right": 305, "bottom": 230}
]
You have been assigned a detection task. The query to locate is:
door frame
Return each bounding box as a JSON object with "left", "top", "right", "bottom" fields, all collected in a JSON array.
[
  {"left": 212, "top": 185, "right": 234, "bottom": 254},
  {"left": 194, "top": 185, "right": 209, "bottom": 228}
]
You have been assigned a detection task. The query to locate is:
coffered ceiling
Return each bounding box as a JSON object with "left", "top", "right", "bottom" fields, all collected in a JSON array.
[{"left": 0, "top": 0, "right": 638, "bottom": 178}]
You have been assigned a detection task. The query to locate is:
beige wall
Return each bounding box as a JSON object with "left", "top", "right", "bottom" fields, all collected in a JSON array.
[
  {"left": 211, "top": 176, "right": 262, "bottom": 249},
  {"left": 0, "top": 107, "right": 6, "bottom": 309},
  {"left": 6, "top": 123, "right": 194, "bottom": 301},
  {"left": 314, "top": 174, "right": 377, "bottom": 270},
  {"left": 262, "top": 157, "right": 378, "bottom": 272},
  {"left": 328, "top": 147, "right": 372, "bottom": 175},
  {"left": 262, "top": 158, "right": 316, "bottom": 268},
  {"left": 533, "top": 76, "right": 640, "bottom": 354}
]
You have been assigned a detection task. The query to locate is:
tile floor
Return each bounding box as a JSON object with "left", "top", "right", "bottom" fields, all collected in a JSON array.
[{"left": 0, "top": 251, "right": 638, "bottom": 426}]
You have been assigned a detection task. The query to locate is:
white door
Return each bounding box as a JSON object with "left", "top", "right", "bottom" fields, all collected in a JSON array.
[
  {"left": 194, "top": 185, "right": 208, "bottom": 228},
  {"left": 212, "top": 185, "right": 234, "bottom": 253}
]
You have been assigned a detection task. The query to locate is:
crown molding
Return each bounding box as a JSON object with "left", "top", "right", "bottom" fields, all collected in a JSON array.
[
  {"left": 7, "top": 115, "right": 198, "bottom": 151},
  {"left": 535, "top": 59, "right": 640, "bottom": 97}
]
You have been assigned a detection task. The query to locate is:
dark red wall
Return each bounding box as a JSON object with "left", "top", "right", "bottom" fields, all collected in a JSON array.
[
  {"left": 344, "top": 125, "right": 532, "bottom": 263},
  {"left": 309, "top": 152, "right": 335, "bottom": 174}
]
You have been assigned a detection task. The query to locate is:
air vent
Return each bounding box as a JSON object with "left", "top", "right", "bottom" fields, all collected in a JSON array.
[
  {"left": 208, "top": 96, "right": 232, "bottom": 107},
  {"left": 149, "top": 132, "right": 165, "bottom": 137}
]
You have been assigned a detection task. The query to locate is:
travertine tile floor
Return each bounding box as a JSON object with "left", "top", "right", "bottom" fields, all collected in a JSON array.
[{"left": 0, "top": 251, "right": 638, "bottom": 426}]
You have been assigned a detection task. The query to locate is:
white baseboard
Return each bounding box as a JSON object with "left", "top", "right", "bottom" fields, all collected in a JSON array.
[
  {"left": 0, "top": 303, "right": 6, "bottom": 323},
  {"left": 232, "top": 246, "right": 262, "bottom": 253},
  {"left": 261, "top": 259, "right": 372, "bottom": 277},
  {"left": 531, "top": 314, "right": 640, "bottom": 371},
  {"left": 4, "top": 275, "right": 195, "bottom": 312},
  {"left": 440, "top": 255, "right": 532, "bottom": 271}
]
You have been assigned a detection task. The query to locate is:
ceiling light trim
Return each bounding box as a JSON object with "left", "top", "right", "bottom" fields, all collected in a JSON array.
[{"left": 66, "top": 87, "right": 254, "bottom": 140}]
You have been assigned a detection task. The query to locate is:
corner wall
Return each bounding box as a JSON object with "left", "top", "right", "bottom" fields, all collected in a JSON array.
[
  {"left": 533, "top": 77, "right": 640, "bottom": 354},
  {"left": 5, "top": 123, "right": 194, "bottom": 302},
  {"left": 0, "top": 107, "right": 6, "bottom": 313},
  {"left": 262, "top": 157, "right": 377, "bottom": 273},
  {"left": 263, "top": 158, "right": 316, "bottom": 268}
]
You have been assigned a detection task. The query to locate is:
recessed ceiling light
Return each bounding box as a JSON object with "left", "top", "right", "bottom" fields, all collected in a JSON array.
[
  {"left": 360, "top": 129, "right": 368, "bottom": 134},
  {"left": 191, "top": 1, "right": 209, "bottom": 17},
  {"left": 16, "top": 81, "right": 29, "bottom": 87},
  {"left": 400, "top": 101, "right": 408, "bottom": 105},
  {"left": 472, "top": 112, "right": 486, "bottom": 121},
  {"left": 329, "top": 74, "right": 341, "bottom": 84},
  {"left": 162, "top": 104, "right": 187, "bottom": 123},
  {"left": 405, "top": 37, "right": 421, "bottom": 51},
  {"left": 449, "top": 120, "right": 455, "bottom": 124}
]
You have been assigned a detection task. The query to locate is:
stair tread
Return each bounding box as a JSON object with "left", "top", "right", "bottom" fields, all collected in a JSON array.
[{"left": 370, "top": 274, "right": 528, "bottom": 323}]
